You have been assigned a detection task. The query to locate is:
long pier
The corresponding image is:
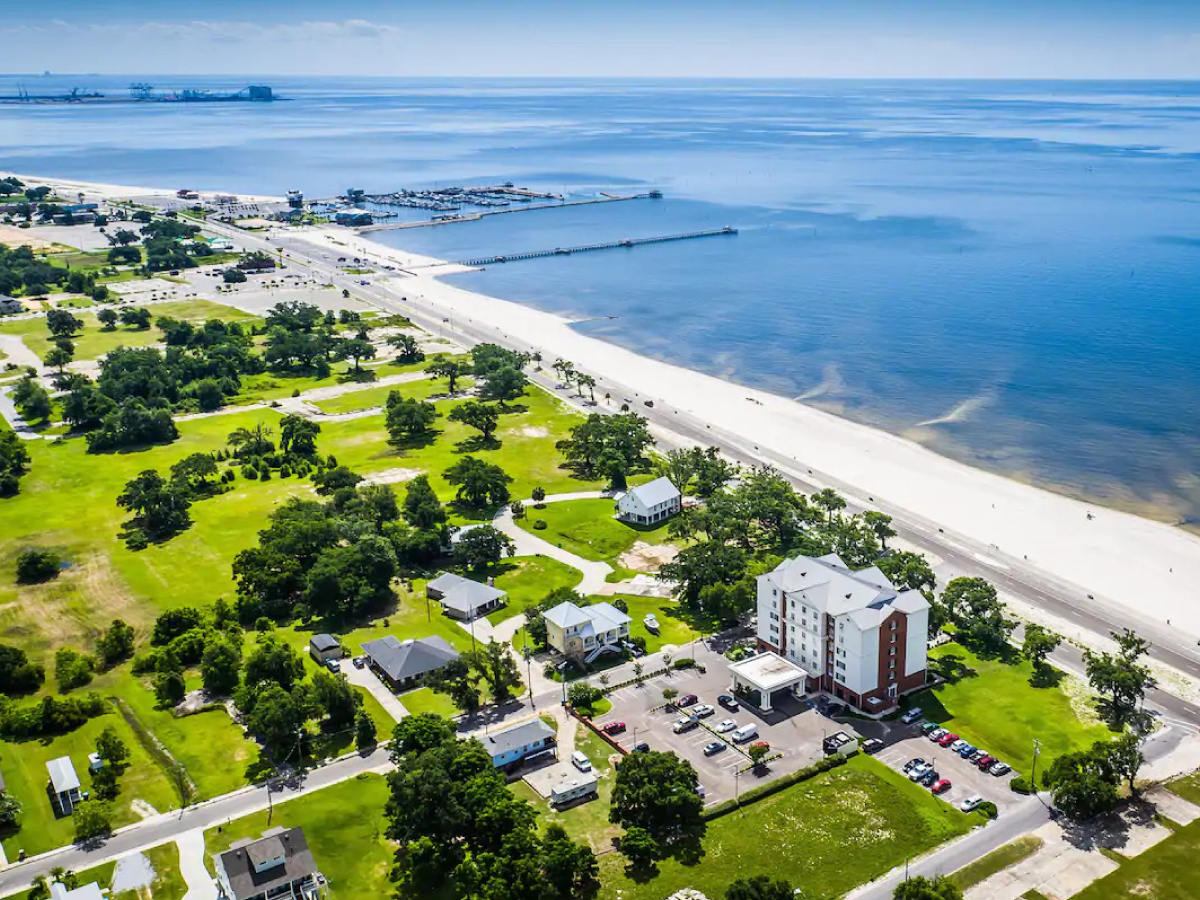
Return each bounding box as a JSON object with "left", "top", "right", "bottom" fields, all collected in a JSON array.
[
  {"left": 356, "top": 192, "right": 660, "bottom": 233},
  {"left": 456, "top": 226, "right": 737, "bottom": 267}
]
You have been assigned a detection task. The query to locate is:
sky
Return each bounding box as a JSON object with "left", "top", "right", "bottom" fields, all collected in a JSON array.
[{"left": 3, "top": 0, "right": 1199, "bottom": 79}]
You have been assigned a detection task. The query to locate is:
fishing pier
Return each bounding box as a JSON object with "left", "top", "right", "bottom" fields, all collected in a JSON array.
[{"left": 456, "top": 226, "right": 737, "bottom": 267}]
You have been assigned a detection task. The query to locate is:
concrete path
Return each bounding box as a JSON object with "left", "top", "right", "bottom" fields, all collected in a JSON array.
[
  {"left": 493, "top": 491, "right": 615, "bottom": 595},
  {"left": 177, "top": 829, "right": 217, "bottom": 900},
  {"left": 343, "top": 663, "right": 409, "bottom": 723},
  {"left": 0, "top": 386, "right": 42, "bottom": 440},
  {"left": 0, "top": 334, "right": 41, "bottom": 370}
]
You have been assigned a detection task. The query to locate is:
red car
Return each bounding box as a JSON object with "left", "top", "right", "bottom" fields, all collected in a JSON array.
[
  {"left": 977, "top": 755, "right": 996, "bottom": 770},
  {"left": 601, "top": 721, "right": 626, "bottom": 735},
  {"left": 931, "top": 779, "right": 952, "bottom": 795},
  {"left": 678, "top": 694, "right": 699, "bottom": 707},
  {"left": 937, "top": 732, "right": 960, "bottom": 747},
  {"left": 751, "top": 740, "right": 771, "bottom": 753}
]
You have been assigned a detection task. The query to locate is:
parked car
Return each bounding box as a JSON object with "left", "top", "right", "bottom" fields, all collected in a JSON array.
[
  {"left": 969, "top": 748, "right": 989, "bottom": 761},
  {"left": 601, "top": 721, "right": 626, "bottom": 735},
  {"left": 732, "top": 723, "right": 759, "bottom": 743},
  {"left": 900, "top": 708, "right": 923, "bottom": 725},
  {"left": 692, "top": 704, "right": 715, "bottom": 719},
  {"left": 862, "top": 738, "right": 884, "bottom": 754},
  {"left": 960, "top": 795, "right": 984, "bottom": 812},
  {"left": 351, "top": 656, "right": 366, "bottom": 669},
  {"left": 950, "top": 739, "right": 969, "bottom": 753},
  {"left": 977, "top": 755, "right": 996, "bottom": 770},
  {"left": 718, "top": 694, "right": 740, "bottom": 711},
  {"left": 633, "top": 742, "right": 650, "bottom": 753},
  {"left": 673, "top": 716, "right": 700, "bottom": 734},
  {"left": 908, "top": 763, "right": 932, "bottom": 781},
  {"left": 703, "top": 740, "right": 727, "bottom": 756},
  {"left": 920, "top": 769, "right": 940, "bottom": 787},
  {"left": 716, "top": 719, "right": 738, "bottom": 733},
  {"left": 958, "top": 744, "right": 977, "bottom": 759},
  {"left": 990, "top": 762, "right": 1012, "bottom": 777},
  {"left": 678, "top": 694, "right": 699, "bottom": 707},
  {"left": 929, "top": 728, "right": 948, "bottom": 742},
  {"left": 825, "top": 703, "right": 847, "bottom": 717},
  {"left": 921, "top": 722, "right": 940, "bottom": 735},
  {"left": 751, "top": 740, "right": 771, "bottom": 754},
  {"left": 325, "top": 659, "right": 341, "bottom": 673},
  {"left": 571, "top": 751, "right": 592, "bottom": 772},
  {"left": 938, "top": 732, "right": 960, "bottom": 747},
  {"left": 903, "top": 757, "right": 926, "bottom": 774},
  {"left": 931, "top": 779, "right": 952, "bottom": 795}
]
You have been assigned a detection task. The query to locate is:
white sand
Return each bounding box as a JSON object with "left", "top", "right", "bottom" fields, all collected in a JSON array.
[
  {"left": 0, "top": 170, "right": 281, "bottom": 204},
  {"left": 317, "top": 227, "right": 1200, "bottom": 641}
]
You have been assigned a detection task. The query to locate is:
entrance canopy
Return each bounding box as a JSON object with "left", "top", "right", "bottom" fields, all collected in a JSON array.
[{"left": 728, "top": 652, "right": 808, "bottom": 711}]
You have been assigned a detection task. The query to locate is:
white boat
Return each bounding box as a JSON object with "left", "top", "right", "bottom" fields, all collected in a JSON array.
[{"left": 643, "top": 613, "right": 660, "bottom": 632}]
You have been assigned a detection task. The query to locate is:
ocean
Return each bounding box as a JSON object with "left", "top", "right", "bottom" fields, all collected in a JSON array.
[{"left": 2, "top": 75, "right": 1199, "bottom": 520}]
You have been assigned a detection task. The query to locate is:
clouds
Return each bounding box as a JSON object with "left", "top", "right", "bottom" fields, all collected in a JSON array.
[{"left": 3, "top": 18, "right": 402, "bottom": 44}]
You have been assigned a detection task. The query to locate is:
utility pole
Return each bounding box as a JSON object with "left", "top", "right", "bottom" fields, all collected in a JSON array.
[{"left": 1031, "top": 737, "right": 1042, "bottom": 798}]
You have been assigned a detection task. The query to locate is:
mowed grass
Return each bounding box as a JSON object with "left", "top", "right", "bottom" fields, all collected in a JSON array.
[
  {"left": 598, "top": 595, "right": 708, "bottom": 654},
  {"left": 202, "top": 772, "right": 395, "bottom": 900},
  {"left": 949, "top": 835, "right": 1044, "bottom": 890},
  {"left": 231, "top": 356, "right": 445, "bottom": 407},
  {"left": 312, "top": 375, "right": 474, "bottom": 415},
  {"left": 0, "top": 299, "right": 257, "bottom": 362},
  {"left": 517, "top": 499, "right": 674, "bottom": 565},
  {"left": 596, "top": 755, "right": 973, "bottom": 900},
  {"left": 487, "top": 556, "right": 583, "bottom": 623},
  {"left": 0, "top": 703, "right": 180, "bottom": 857},
  {"left": 397, "top": 686, "right": 460, "bottom": 719},
  {"left": 1072, "top": 818, "right": 1200, "bottom": 900},
  {"left": 908, "top": 643, "right": 1113, "bottom": 774},
  {"left": 110, "top": 842, "right": 187, "bottom": 900}
]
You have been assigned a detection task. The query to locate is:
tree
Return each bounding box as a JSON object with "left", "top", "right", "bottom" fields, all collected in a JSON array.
[
  {"left": 0, "top": 643, "right": 45, "bottom": 695},
  {"left": 152, "top": 607, "right": 203, "bottom": 645},
  {"left": 155, "top": 669, "right": 186, "bottom": 707},
  {"left": 464, "top": 639, "right": 522, "bottom": 703},
  {"left": 16, "top": 548, "right": 61, "bottom": 584},
  {"left": 355, "top": 710, "right": 377, "bottom": 749},
  {"left": 54, "top": 648, "right": 95, "bottom": 691},
  {"left": 169, "top": 453, "right": 220, "bottom": 498},
  {"left": 107, "top": 246, "right": 142, "bottom": 265},
  {"left": 811, "top": 487, "right": 847, "bottom": 524},
  {"left": 659, "top": 540, "right": 747, "bottom": 604},
  {"left": 558, "top": 412, "right": 653, "bottom": 489},
  {"left": 427, "top": 657, "right": 482, "bottom": 714},
  {"left": 478, "top": 364, "right": 527, "bottom": 406},
  {"left": 1043, "top": 744, "right": 1122, "bottom": 820},
  {"left": 1103, "top": 732, "right": 1145, "bottom": 796},
  {"left": 13, "top": 377, "right": 52, "bottom": 423},
  {"left": 0, "top": 791, "right": 21, "bottom": 830},
  {"left": 576, "top": 373, "right": 597, "bottom": 403},
  {"left": 222, "top": 268, "right": 247, "bottom": 284},
  {"left": 876, "top": 551, "right": 937, "bottom": 601},
  {"left": 447, "top": 401, "right": 500, "bottom": 442},
  {"left": 0, "top": 429, "right": 31, "bottom": 496},
  {"left": 95, "top": 726, "right": 130, "bottom": 768},
  {"left": 245, "top": 683, "right": 304, "bottom": 757},
  {"left": 726, "top": 875, "right": 797, "bottom": 900},
  {"left": 443, "top": 456, "right": 512, "bottom": 508},
  {"left": 305, "top": 536, "right": 396, "bottom": 618},
  {"left": 279, "top": 415, "right": 321, "bottom": 459},
  {"left": 201, "top": 635, "right": 242, "bottom": 695},
  {"left": 228, "top": 422, "right": 275, "bottom": 458},
  {"left": 72, "top": 800, "right": 113, "bottom": 841},
  {"left": 893, "top": 876, "right": 963, "bottom": 900},
  {"left": 244, "top": 636, "right": 305, "bottom": 692},
  {"left": 1085, "top": 629, "right": 1155, "bottom": 729},
  {"left": 385, "top": 393, "right": 438, "bottom": 444},
  {"left": 390, "top": 712, "right": 456, "bottom": 761},
  {"left": 402, "top": 475, "right": 446, "bottom": 530},
  {"left": 118, "top": 307, "right": 152, "bottom": 329},
  {"left": 116, "top": 470, "right": 192, "bottom": 543},
  {"left": 335, "top": 337, "right": 375, "bottom": 372},
  {"left": 44, "top": 345, "right": 73, "bottom": 374},
  {"left": 618, "top": 825, "right": 658, "bottom": 870},
  {"left": 90, "top": 763, "right": 121, "bottom": 801},
  {"left": 46, "top": 308, "right": 83, "bottom": 338},
  {"left": 96, "top": 619, "right": 135, "bottom": 668},
  {"left": 862, "top": 511, "right": 896, "bottom": 550},
  {"left": 1022, "top": 624, "right": 1063, "bottom": 683},
  {"left": 938, "top": 577, "right": 1013, "bottom": 654},
  {"left": 311, "top": 670, "right": 358, "bottom": 728},
  {"left": 388, "top": 333, "right": 425, "bottom": 364},
  {"left": 543, "top": 823, "right": 600, "bottom": 900},
  {"left": 610, "top": 750, "right": 705, "bottom": 850},
  {"left": 452, "top": 525, "right": 515, "bottom": 570},
  {"left": 426, "top": 357, "right": 470, "bottom": 394}
]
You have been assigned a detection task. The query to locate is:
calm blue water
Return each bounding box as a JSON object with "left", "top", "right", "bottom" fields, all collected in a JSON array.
[{"left": 2, "top": 76, "right": 1199, "bottom": 518}]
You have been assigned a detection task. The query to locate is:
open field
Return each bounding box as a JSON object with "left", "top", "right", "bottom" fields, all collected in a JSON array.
[
  {"left": 949, "top": 835, "right": 1044, "bottom": 890},
  {"left": 517, "top": 498, "right": 674, "bottom": 565},
  {"left": 597, "top": 594, "right": 708, "bottom": 654},
  {"left": 488, "top": 556, "right": 583, "bottom": 622},
  {"left": 202, "top": 772, "right": 394, "bottom": 900},
  {"left": 312, "top": 375, "right": 474, "bottom": 415},
  {"left": 396, "top": 686, "right": 459, "bottom": 719},
  {"left": 595, "top": 754, "right": 974, "bottom": 900},
  {"left": 0, "top": 299, "right": 257, "bottom": 362},
  {"left": 1072, "top": 818, "right": 1200, "bottom": 900},
  {"left": 905, "top": 642, "right": 1113, "bottom": 774}
]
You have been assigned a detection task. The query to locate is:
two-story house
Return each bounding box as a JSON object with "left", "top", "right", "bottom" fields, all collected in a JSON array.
[
  {"left": 615, "top": 477, "right": 681, "bottom": 525},
  {"left": 215, "top": 827, "right": 321, "bottom": 900},
  {"left": 543, "top": 600, "right": 631, "bottom": 663}
]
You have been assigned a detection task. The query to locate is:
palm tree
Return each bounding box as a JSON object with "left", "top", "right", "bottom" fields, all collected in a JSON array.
[
  {"left": 577, "top": 373, "right": 597, "bottom": 403},
  {"left": 227, "top": 422, "right": 274, "bottom": 457},
  {"left": 812, "top": 487, "right": 847, "bottom": 525},
  {"left": 531, "top": 351, "right": 543, "bottom": 370}
]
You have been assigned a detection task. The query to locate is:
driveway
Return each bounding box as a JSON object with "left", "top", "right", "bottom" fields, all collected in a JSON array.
[
  {"left": 492, "top": 492, "right": 615, "bottom": 594},
  {"left": 343, "top": 662, "right": 409, "bottom": 723},
  {"left": 177, "top": 828, "right": 218, "bottom": 900}
]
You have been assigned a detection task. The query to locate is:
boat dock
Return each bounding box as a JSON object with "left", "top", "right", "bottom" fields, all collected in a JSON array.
[
  {"left": 356, "top": 192, "right": 661, "bottom": 233},
  {"left": 456, "top": 226, "right": 737, "bottom": 267}
]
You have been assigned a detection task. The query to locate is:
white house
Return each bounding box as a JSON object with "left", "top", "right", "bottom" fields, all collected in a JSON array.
[
  {"left": 543, "top": 601, "right": 631, "bottom": 663},
  {"left": 615, "top": 477, "right": 681, "bottom": 525},
  {"left": 47, "top": 756, "right": 81, "bottom": 815},
  {"left": 755, "top": 552, "right": 929, "bottom": 713}
]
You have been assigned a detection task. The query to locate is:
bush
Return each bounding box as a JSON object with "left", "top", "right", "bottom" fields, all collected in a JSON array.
[
  {"left": 703, "top": 752, "right": 852, "bottom": 820},
  {"left": 662, "top": 687, "right": 678, "bottom": 700},
  {"left": 1010, "top": 776, "right": 1034, "bottom": 795},
  {"left": 533, "top": 519, "right": 547, "bottom": 530},
  {"left": 975, "top": 800, "right": 999, "bottom": 819},
  {"left": 16, "top": 548, "right": 62, "bottom": 584},
  {"left": 0, "top": 692, "right": 107, "bottom": 740},
  {"left": 55, "top": 648, "right": 95, "bottom": 691},
  {"left": 671, "top": 657, "right": 695, "bottom": 670},
  {"left": 568, "top": 682, "right": 603, "bottom": 712}
]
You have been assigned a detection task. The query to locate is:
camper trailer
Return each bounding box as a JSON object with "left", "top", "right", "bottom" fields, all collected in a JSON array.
[{"left": 550, "top": 774, "right": 598, "bottom": 807}]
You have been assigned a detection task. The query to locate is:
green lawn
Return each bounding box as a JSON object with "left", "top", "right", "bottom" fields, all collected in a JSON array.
[
  {"left": 0, "top": 299, "right": 257, "bottom": 362},
  {"left": 203, "top": 773, "right": 394, "bottom": 900},
  {"left": 905, "top": 643, "right": 1113, "bottom": 775},
  {"left": 598, "top": 594, "right": 709, "bottom": 654},
  {"left": 397, "top": 686, "right": 460, "bottom": 719},
  {"left": 1072, "top": 818, "right": 1200, "bottom": 900},
  {"left": 949, "top": 835, "right": 1044, "bottom": 890},
  {"left": 488, "top": 556, "right": 583, "bottom": 623},
  {"left": 596, "top": 755, "right": 973, "bottom": 900},
  {"left": 109, "top": 842, "right": 187, "bottom": 900},
  {"left": 517, "top": 499, "right": 675, "bottom": 565},
  {"left": 0, "top": 702, "right": 180, "bottom": 857},
  {"left": 313, "top": 375, "right": 474, "bottom": 415}
]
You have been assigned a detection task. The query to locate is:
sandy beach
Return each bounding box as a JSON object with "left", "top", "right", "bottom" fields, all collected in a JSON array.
[
  {"left": 306, "top": 226, "right": 1200, "bottom": 641},
  {"left": 0, "top": 170, "right": 282, "bottom": 204}
]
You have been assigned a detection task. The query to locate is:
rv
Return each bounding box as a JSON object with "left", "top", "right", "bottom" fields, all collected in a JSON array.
[{"left": 550, "top": 774, "right": 598, "bottom": 807}]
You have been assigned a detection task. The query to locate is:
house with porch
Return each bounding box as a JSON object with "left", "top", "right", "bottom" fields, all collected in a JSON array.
[
  {"left": 482, "top": 718, "right": 556, "bottom": 770},
  {"left": 361, "top": 635, "right": 459, "bottom": 690},
  {"left": 543, "top": 600, "right": 631, "bottom": 663},
  {"left": 425, "top": 572, "right": 506, "bottom": 621},
  {"left": 215, "top": 827, "right": 321, "bottom": 900},
  {"left": 47, "top": 756, "right": 81, "bottom": 816},
  {"left": 615, "top": 476, "right": 681, "bottom": 525}
]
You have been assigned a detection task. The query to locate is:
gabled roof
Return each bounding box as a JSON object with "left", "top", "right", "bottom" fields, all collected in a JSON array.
[
  {"left": 362, "top": 635, "right": 459, "bottom": 682},
  {"left": 587, "top": 601, "right": 632, "bottom": 632},
  {"left": 762, "top": 552, "right": 929, "bottom": 623},
  {"left": 217, "top": 828, "right": 317, "bottom": 900},
  {"left": 308, "top": 633, "right": 339, "bottom": 652},
  {"left": 47, "top": 756, "right": 80, "bottom": 794},
  {"left": 544, "top": 601, "right": 594, "bottom": 629},
  {"left": 626, "top": 476, "right": 681, "bottom": 507},
  {"left": 483, "top": 718, "right": 555, "bottom": 759},
  {"left": 443, "top": 581, "right": 505, "bottom": 615},
  {"left": 543, "top": 601, "right": 631, "bottom": 632}
]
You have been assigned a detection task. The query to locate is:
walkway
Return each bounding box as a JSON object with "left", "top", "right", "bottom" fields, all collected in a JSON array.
[
  {"left": 343, "top": 663, "right": 409, "bottom": 723},
  {"left": 176, "top": 828, "right": 217, "bottom": 900},
  {"left": 491, "top": 490, "right": 616, "bottom": 595}
]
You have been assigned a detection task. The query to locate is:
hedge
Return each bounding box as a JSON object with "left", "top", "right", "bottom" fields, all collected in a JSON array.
[
  {"left": 703, "top": 751, "right": 855, "bottom": 820},
  {"left": 1010, "top": 776, "right": 1035, "bottom": 795},
  {"left": 601, "top": 668, "right": 668, "bottom": 694},
  {"left": 671, "top": 658, "right": 696, "bottom": 670}
]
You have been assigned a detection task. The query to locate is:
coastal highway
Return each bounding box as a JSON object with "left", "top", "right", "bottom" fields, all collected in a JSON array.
[{"left": 209, "top": 220, "right": 1200, "bottom": 711}]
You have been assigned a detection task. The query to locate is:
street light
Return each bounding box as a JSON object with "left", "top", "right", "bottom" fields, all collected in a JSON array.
[{"left": 1031, "top": 738, "right": 1042, "bottom": 799}]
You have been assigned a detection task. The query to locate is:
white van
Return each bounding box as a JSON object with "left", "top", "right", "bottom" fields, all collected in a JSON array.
[
  {"left": 571, "top": 750, "right": 592, "bottom": 772},
  {"left": 732, "top": 723, "right": 758, "bottom": 743}
]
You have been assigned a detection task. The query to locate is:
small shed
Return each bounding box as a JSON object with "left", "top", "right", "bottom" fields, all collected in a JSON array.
[{"left": 308, "top": 634, "right": 342, "bottom": 665}]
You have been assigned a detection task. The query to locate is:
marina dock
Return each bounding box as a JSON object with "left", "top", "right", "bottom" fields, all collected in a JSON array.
[
  {"left": 456, "top": 227, "right": 737, "bottom": 267},
  {"left": 356, "top": 192, "right": 661, "bottom": 232}
]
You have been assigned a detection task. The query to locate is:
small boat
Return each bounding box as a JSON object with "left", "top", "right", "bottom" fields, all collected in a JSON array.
[{"left": 643, "top": 614, "right": 660, "bottom": 633}]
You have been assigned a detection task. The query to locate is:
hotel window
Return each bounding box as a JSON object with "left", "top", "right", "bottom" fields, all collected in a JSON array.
[
  {"left": 770, "top": 612, "right": 779, "bottom": 622},
  {"left": 769, "top": 624, "right": 778, "bottom": 634},
  {"left": 891, "top": 634, "right": 897, "bottom": 643},
  {"left": 835, "top": 660, "right": 845, "bottom": 671},
  {"left": 889, "top": 660, "right": 896, "bottom": 670},
  {"left": 890, "top": 621, "right": 898, "bottom": 630}
]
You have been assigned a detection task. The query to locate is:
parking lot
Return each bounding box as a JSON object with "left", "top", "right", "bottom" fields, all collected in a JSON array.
[
  {"left": 870, "top": 720, "right": 1022, "bottom": 813},
  {"left": 592, "top": 660, "right": 857, "bottom": 806}
]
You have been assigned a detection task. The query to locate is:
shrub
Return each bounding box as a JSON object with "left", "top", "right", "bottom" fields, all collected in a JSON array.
[
  {"left": 1010, "top": 776, "right": 1034, "bottom": 795},
  {"left": 975, "top": 800, "right": 999, "bottom": 819},
  {"left": 16, "top": 548, "right": 62, "bottom": 584},
  {"left": 672, "top": 657, "right": 695, "bottom": 670},
  {"left": 567, "top": 682, "right": 603, "bottom": 712},
  {"left": 662, "top": 687, "right": 678, "bottom": 700},
  {"left": 703, "top": 752, "right": 852, "bottom": 820},
  {"left": 533, "top": 519, "right": 547, "bottom": 530},
  {"left": 55, "top": 648, "right": 96, "bottom": 691}
]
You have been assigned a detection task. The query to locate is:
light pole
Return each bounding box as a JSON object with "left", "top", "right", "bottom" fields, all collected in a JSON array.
[
  {"left": 523, "top": 633, "right": 536, "bottom": 711},
  {"left": 1031, "top": 737, "right": 1042, "bottom": 799}
]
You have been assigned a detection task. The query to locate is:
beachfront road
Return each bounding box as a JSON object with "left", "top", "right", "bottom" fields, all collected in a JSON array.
[{"left": 216, "top": 221, "right": 1200, "bottom": 716}]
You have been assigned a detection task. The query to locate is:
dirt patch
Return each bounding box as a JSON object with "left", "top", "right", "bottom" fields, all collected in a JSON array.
[
  {"left": 517, "top": 425, "right": 550, "bottom": 438},
  {"left": 363, "top": 467, "right": 424, "bottom": 485},
  {"left": 0, "top": 224, "right": 56, "bottom": 250},
  {"left": 618, "top": 541, "right": 679, "bottom": 573}
]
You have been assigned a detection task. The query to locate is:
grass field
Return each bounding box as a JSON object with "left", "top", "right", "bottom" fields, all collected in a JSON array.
[
  {"left": 598, "top": 594, "right": 708, "bottom": 654},
  {"left": 312, "top": 376, "right": 475, "bottom": 415},
  {"left": 109, "top": 842, "right": 187, "bottom": 900},
  {"left": 488, "top": 556, "right": 583, "bottom": 622},
  {"left": 0, "top": 299, "right": 257, "bottom": 362},
  {"left": 907, "top": 642, "right": 1113, "bottom": 774},
  {"left": 1072, "top": 818, "right": 1200, "bottom": 900},
  {"left": 203, "top": 772, "right": 394, "bottom": 900},
  {"left": 596, "top": 754, "right": 973, "bottom": 900},
  {"left": 517, "top": 499, "right": 674, "bottom": 565},
  {"left": 397, "top": 686, "right": 460, "bottom": 719},
  {"left": 949, "top": 835, "right": 1044, "bottom": 890},
  {"left": 0, "top": 703, "right": 180, "bottom": 857}
]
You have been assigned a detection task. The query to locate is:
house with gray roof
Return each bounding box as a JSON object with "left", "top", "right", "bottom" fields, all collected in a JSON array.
[
  {"left": 0, "top": 295, "right": 22, "bottom": 315},
  {"left": 47, "top": 756, "right": 81, "bottom": 816},
  {"left": 756, "top": 552, "right": 929, "bottom": 713},
  {"left": 361, "top": 635, "right": 459, "bottom": 689},
  {"left": 425, "top": 572, "right": 506, "bottom": 621},
  {"left": 615, "top": 476, "right": 681, "bottom": 525},
  {"left": 215, "top": 827, "right": 320, "bottom": 900},
  {"left": 482, "top": 718, "right": 556, "bottom": 770},
  {"left": 543, "top": 600, "right": 631, "bottom": 663}
]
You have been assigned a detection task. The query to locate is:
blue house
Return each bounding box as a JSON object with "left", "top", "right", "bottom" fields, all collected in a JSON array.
[{"left": 482, "top": 718, "right": 556, "bottom": 770}]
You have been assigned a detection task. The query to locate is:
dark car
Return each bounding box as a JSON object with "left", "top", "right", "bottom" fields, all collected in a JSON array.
[
  {"left": 920, "top": 722, "right": 940, "bottom": 735},
  {"left": 920, "top": 769, "right": 940, "bottom": 787},
  {"left": 977, "top": 755, "right": 996, "bottom": 770},
  {"left": 825, "top": 703, "right": 847, "bottom": 717},
  {"left": 677, "top": 694, "right": 699, "bottom": 708},
  {"left": 718, "top": 694, "right": 740, "bottom": 710},
  {"left": 703, "top": 740, "right": 727, "bottom": 756},
  {"left": 633, "top": 742, "right": 650, "bottom": 753},
  {"left": 902, "top": 757, "right": 926, "bottom": 773},
  {"left": 862, "top": 738, "right": 884, "bottom": 755}
]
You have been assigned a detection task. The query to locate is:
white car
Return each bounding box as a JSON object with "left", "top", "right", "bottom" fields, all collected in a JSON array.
[
  {"left": 960, "top": 795, "right": 984, "bottom": 812},
  {"left": 950, "top": 739, "right": 969, "bottom": 753},
  {"left": 908, "top": 763, "right": 932, "bottom": 782},
  {"left": 990, "top": 762, "right": 1012, "bottom": 777},
  {"left": 715, "top": 719, "right": 737, "bottom": 733},
  {"left": 692, "top": 704, "right": 715, "bottom": 719},
  {"left": 900, "top": 708, "right": 923, "bottom": 725}
]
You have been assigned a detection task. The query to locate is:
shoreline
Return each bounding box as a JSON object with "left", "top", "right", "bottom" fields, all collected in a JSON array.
[{"left": 0, "top": 170, "right": 282, "bottom": 204}]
